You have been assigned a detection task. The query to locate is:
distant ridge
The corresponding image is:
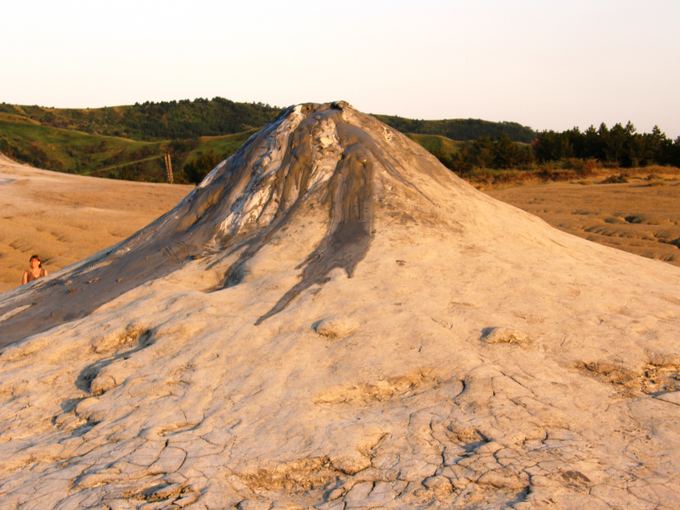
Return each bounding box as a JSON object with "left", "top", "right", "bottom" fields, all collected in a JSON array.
[
  {"left": 375, "top": 114, "right": 535, "bottom": 143},
  {"left": 0, "top": 98, "right": 282, "bottom": 140},
  {"left": 0, "top": 97, "right": 535, "bottom": 142}
]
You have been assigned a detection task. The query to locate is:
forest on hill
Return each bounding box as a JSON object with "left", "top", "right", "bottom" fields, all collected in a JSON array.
[
  {"left": 443, "top": 123, "right": 680, "bottom": 174},
  {"left": 377, "top": 114, "right": 535, "bottom": 143},
  {"left": 0, "top": 98, "right": 280, "bottom": 140},
  {"left": 0, "top": 98, "right": 535, "bottom": 142}
]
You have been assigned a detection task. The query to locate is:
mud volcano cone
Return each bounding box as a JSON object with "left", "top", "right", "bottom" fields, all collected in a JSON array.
[{"left": 1, "top": 102, "right": 679, "bottom": 509}]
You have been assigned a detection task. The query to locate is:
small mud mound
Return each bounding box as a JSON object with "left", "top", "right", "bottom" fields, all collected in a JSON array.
[
  {"left": 313, "top": 316, "right": 360, "bottom": 338},
  {"left": 664, "top": 237, "right": 680, "bottom": 249},
  {"left": 599, "top": 174, "right": 628, "bottom": 184},
  {"left": 480, "top": 327, "right": 531, "bottom": 346},
  {"left": 624, "top": 214, "right": 644, "bottom": 224},
  {"left": 239, "top": 456, "right": 340, "bottom": 495}
]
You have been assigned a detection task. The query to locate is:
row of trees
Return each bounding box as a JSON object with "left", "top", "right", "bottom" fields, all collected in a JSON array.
[
  {"left": 434, "top": 123, "right": 680, "bottom": 173},
  {"left": 532, "top": 123, "right": 680, "bottom": 167},
  {"left": 440, "top": 135, "right": 535, "bottom": 172}
]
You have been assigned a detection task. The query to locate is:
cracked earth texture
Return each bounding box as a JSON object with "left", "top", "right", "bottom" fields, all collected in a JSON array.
[{"left": 0, "top": 102, "right": 679, "bottom": 509}]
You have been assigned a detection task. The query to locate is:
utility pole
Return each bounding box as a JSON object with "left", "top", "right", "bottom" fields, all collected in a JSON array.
[{"left": 164, "top": 152, "right": 174, "bottom": 184}]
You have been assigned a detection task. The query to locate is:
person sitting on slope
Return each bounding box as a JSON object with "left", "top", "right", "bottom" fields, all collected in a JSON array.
[{"left": 21, "top": 254, "right": 48, "bottom": 285}]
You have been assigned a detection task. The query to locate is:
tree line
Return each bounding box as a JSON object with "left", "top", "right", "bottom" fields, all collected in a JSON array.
[
  {"left": 377, "top": 115, "right": 535, "bottom": 143},
  {"left": 436, "top": 122, "right": 680, "bottom": 173},
  {"left": 533, "top": 123, "right": 680, "bottom": 167}
]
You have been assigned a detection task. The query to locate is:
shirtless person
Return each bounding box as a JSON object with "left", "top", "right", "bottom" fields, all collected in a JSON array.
[{"left": 21, "top": 254, "right": 48, "bottom": 285}]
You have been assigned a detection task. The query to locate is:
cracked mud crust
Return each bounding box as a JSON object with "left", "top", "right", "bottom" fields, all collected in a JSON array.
[{"left": 0, "top": 102, "right": 679, "bottom": 509}]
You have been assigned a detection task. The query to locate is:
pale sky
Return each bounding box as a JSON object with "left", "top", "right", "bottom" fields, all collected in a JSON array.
[{"left": 2, "top": 0, "right": 679, "bottom": 136}]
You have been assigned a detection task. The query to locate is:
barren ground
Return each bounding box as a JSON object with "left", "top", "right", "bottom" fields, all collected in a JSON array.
[
  {"left": 0, "top": 156, "right": 192, "bottom": 291},
  {"left": 1, "top": 157, "right": 678, "bottom": 293},
  {"left": 486, "top": 171, "right": 680, "bottom": 268}
]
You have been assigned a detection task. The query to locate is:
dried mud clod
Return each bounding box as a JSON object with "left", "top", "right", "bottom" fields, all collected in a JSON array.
[
  {"left": 314, "top": 369, "right": 451, "bottom": 405},
  {"left": 239, "top": 456, "right": 341, "bottom": 494},
  {"left": 561, "top": 469, "right": 591, "bottom": 491},
  {"left": 312, "top": 316, "right": 360, "bottom": 339},
  {"left": 481, "top": 327, "right": 531, "bottom": 346},
  {"left": 576, "top": 359, "right": 680, "bottom": 395},
  {"left": 80, "top": 327, "right": 154, "bottom": 394}
]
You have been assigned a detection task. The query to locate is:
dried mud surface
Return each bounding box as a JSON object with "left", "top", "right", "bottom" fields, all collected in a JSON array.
[
  {"left": 0, "top": 103, "right": 679, "bottom": 509},
  {"left": 488, "top": 176, "right": 680, "bottom": 267}
]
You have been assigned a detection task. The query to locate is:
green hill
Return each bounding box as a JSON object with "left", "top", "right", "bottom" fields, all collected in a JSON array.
[
  {"left": 377, "top": 114, "right": 535, "bottom": 143},
  {"left": 0, "top": 112, "right": 164, "bottom": 178},
  {"left": 406, "top": 133, "right": 462, "bottom": 164},
  {"left": 0, "top": 112, "right": 257, "bottom": 183},
  {"left": 0, "top": 98, "right": 535, "bottom": 142},
  {"left": 0, "top": 97, "right": 538, "bottom": 183},
  {"left": 0, "top": 98, "right": 281, "bottom": 140}
]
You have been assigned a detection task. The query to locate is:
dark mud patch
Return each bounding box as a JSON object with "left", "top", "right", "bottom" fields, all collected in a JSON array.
[
  {"left": 624, "top": 214, "right": 644, "bottom": 224},
  {"left": 255, "top": 145, "right": 374, "bottom": 324}
]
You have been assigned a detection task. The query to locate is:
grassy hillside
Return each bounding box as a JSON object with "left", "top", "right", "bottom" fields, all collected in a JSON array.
[
  {"left": 407, "top": 133, "right": 462, "bottom": 162},
  {"left": 0, "top": 97, "right": 541, "bottom": 183},
  {"left": 0, "top": 98, "right": 281, "bottom": 140},
  {"left": 0, "top": 113, "right": 258, "bottom": 183},
  {"left": 0, "top": 113, "right": 165, "bottom": 178},
  {"left": 0, "top": 98, "right": 535, "bottom": 142}
]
